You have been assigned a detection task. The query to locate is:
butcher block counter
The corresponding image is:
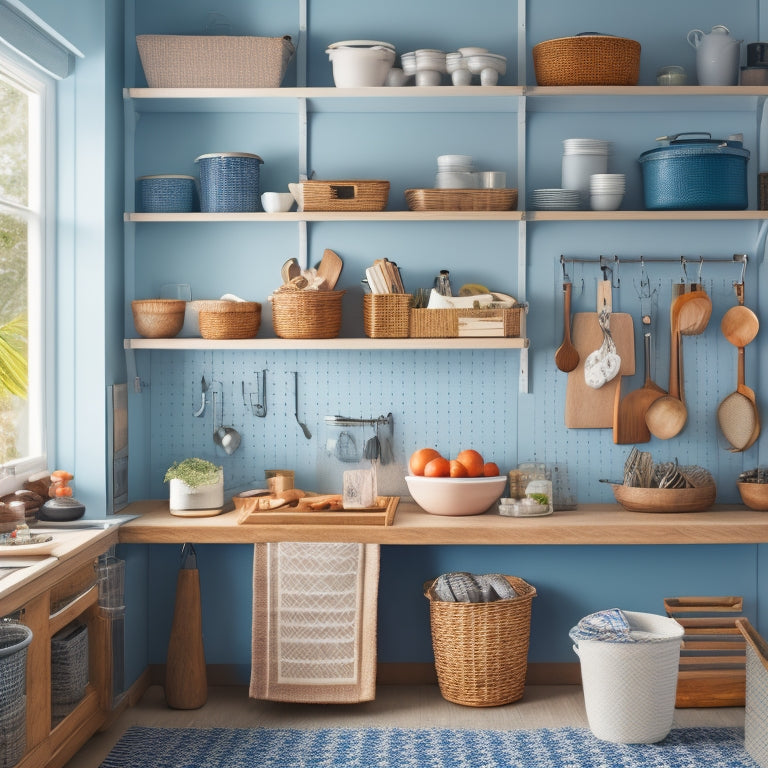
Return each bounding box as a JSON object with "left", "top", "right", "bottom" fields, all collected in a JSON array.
[{"left": 117, "top": 500, "right": 768, "bottom": 546}]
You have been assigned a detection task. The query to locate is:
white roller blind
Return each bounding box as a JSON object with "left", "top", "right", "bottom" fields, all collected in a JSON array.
[{"left": 0, "top": 0, "right": 82, "bottom": 79}]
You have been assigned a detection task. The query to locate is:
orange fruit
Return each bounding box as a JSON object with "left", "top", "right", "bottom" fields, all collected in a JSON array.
[
  {"left": 482, "top": 462, "right": 500, "bottom": 477},
  {"left": 449, "top": 459, "right": 469, "bottom": 478},
  {"left": 456, "top": 449, "right": 484, "bottom": 477},
  {"left": 424, "top": 456, "right": 451, "bottom": 477},
  {"left": 409, "top": 448, "right": 442, "bottom": 476}
]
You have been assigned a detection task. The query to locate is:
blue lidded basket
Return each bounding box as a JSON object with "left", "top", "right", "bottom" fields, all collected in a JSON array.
[
  {"left": 638, "top": 132, "right": 749, "bottom": 210},
  {"left": 195, "top": 152, "right": 264, "bottom": 212},
  {"left": 138, "top": 174, "right": 199, "bottom": 213}
]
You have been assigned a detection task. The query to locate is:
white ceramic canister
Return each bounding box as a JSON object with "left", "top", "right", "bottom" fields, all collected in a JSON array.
[
  {"left": 562, "top": 153, "right": 609, "bottom": 208},
  {"left": 687, "top": 26, "right": 742, "bottom": 86},
  {"left": 326, "top": 40, "right": 396, "bottom": 87}
]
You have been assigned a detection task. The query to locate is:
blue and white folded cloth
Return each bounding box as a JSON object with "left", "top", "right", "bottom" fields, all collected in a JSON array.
[
  {"left": 569, "top": 608, "right": 637, "bottom": 644},
  {"left": 432, "top": 572, "right": 518, "bottom": 603}
]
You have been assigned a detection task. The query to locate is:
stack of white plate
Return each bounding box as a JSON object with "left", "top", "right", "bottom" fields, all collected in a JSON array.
[
  {"left": 530, "top": 188, "right": 581, "bottom": 210},
  {"left": 562, "top": 138, "right": 611, "bottom": 208},
  {"left": 590, "top": 173, "right": 625, "bottom": 211},
  {"left": 436, "top": 154, "right": 477, "bottom": 188}
]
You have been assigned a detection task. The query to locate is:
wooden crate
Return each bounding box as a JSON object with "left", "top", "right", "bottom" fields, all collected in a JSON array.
[
  {"left": 664, "top": 596, "right": 746, "bottom": 708},
  {"left": 235, "top": 495, "right": 399, "bottom": 527}
]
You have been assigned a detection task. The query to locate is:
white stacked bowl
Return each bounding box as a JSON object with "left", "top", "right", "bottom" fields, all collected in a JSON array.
[
  {"left": 562, "top": 139, "right": 611, "bottom": 209},
  {"left": 590, "top": 173, "right": 625, "bottom": 211},
  {"left": 435, "top": 155, "right": 477, "bottom": 188},
  {"left": 415, "top": 49, "right": 446, "bottom": 86}
]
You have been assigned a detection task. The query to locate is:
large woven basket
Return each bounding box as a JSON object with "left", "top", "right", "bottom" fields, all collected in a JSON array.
[
  {"left": 198, "top": 300, "right": 261, "bottom": 339},
  {"left": 136, "top": 35, "right": 295, "bottom": 88},
  {"left": 532, "top": 35, "right": 640, "bottom": 86},
  {"left": 302, "top": 180, "right": 389, "bottom": 212},
  {"left": 363, "top": 294, "right": 412, "bottom": 338},
  {"left": 405, "top": 188, "right": 518, "bottom": 212},
  {"left": 271, "top": 291, "right": 345, "bottom": 339},
  {"left": 131, "top": 299, "right": 186, "bottom": 338},
  {"left": 424, "top": 575, "right": 536, "bottom": 707}
]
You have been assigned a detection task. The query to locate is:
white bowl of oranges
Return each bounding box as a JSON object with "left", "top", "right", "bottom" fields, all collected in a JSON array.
[{"left": 405, "top": 448, "right": 506, "bottom": 516}]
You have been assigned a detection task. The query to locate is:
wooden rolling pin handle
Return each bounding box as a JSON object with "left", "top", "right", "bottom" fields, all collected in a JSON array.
[{"left": 165, "top": 568, "right": 207, "bottom": 709}]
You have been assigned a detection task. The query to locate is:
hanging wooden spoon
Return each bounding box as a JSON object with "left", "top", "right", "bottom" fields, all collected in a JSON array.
[
  {"left": 645, "top": 292, "right": 687, "bottom": 439},
  {"left": 554, "top": 281, "right": 579, "bottom": 372},
  {"left": 678, "top": 288, "right": 712, "bottom": 336}
]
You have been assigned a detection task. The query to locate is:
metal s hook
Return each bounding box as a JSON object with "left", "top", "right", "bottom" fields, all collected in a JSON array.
[
  {"left": 680, "top": 255, "right": 689, "bottom": 284},
  {"left": 560, "top": 254, "right": 571, "bottom": 283},
  {"left": 734, "top": 253, "right": 748, "bottom": 287}
]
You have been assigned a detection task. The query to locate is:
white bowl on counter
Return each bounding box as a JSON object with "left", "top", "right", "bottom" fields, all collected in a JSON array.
[
  {"left": 326, "top": 40, "right": 396, "bottom": 87},
  {"left": 260, "top": 191, "right": 294, "bottom": 213},
  {"left": 405, "top": 475, "right": 507, "bottom": 516}
]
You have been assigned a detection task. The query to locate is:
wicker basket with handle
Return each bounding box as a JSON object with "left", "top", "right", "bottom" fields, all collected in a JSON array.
[
  {"left": 424, "top": 575, "right": 537, "bottom": 707},
  {"left": 302, "top": 180, "right": 389, "bottom": 212},
  {"left": 363, "top": 294, "right": 412, "bottom": 338},
  {"left": 410, "top": 307, "right": 523, "bottom": 338},
  {"left": 532, "top": 35, "right": 641, "bottom": 86},
  {"left": 271, "top": 291, "right": 345, "bottom": 339}
]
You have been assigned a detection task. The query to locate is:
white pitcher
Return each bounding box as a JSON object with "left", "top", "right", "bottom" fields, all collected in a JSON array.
[{"left": 687, "top": 25, "right": 742, "bottom": 86}]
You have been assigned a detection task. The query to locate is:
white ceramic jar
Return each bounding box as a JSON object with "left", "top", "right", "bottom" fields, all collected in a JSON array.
[{"left": 326, "top": 41, "right": 396, "bottom": 87}]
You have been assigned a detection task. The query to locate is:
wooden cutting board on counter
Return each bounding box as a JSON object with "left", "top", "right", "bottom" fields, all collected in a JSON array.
[{"left": 564, "top": 312, "right": 636, "bottom": 428}]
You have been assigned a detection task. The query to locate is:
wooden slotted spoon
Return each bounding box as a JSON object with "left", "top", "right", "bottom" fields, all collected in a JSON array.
[
  {"left": 554, "top": 281, "right": 579, "bottom": 372},
  {"left": 718, "top": 282, "right": 760, "bottom": 451}
]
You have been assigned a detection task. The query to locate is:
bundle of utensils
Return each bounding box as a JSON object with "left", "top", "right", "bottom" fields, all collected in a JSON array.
[
  {"left": 275, "top": 249, "right": 343, "bottom": 293},
  {"left": 364, "top": 258, "right": 405, "bottom": 294},
  {"left": 622, "top": 447, "right": 714, "bottom": 489}
]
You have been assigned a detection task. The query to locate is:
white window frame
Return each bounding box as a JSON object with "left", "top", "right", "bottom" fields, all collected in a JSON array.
[{"left": 0, "top": 45, "right": 53, "bottom": 494}]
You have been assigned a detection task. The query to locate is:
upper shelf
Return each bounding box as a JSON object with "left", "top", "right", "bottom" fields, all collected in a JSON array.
[{"left": 124, "top": 85, "right": 768, "bottom": 114}]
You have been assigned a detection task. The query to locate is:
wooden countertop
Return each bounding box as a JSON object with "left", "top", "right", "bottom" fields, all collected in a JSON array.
[{"left": 117, "top": 500, "right": 768, "bottom": 546}]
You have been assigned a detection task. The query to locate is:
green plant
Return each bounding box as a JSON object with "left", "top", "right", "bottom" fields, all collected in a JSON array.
[{"left": 164, "top": 458, "right": 222, "bottom": 488}]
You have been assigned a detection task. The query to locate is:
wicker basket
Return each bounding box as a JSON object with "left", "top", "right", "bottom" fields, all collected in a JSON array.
[
  {"left": 198, "top": 300, "right": 261, "bottom": 339},
  {"left": 195, "top": 152, "right": 263, "bottom": 213},
  {"left": 363, "top": 294, "right": 412, "bottom": 338},
  {"left": 410, "top": 307, "right": 523, "bottom": 338},
  {"left": 532, "top": 35, "right": 641, "bottom": 86},
  {"left": 271, "top": 290, "right": 345, "bottom": 339},
  {"left": 424, "top": 575, "right": 536, "bottom": 707},
  {"left": 136, "top": 34, "right": 295, "bottom": 88},
  {"left": 302, "top": 180, "right": 389, "bottom": 212},
  {"left": 131, "top": 299, "right": 186, "bottom": 338},
  {"left": 51, "top": 622, "right": 89, "bottom": 719},
  {"left": 138, "top": 175, "right": 199, "bottom": 213},
  {"left": 405, "top": 188, "right": 518, "bottom": 212}
]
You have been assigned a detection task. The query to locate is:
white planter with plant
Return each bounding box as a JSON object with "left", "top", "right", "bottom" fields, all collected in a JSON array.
[{"left": 165, "top": 458, "right": 224, "bottom": 511}]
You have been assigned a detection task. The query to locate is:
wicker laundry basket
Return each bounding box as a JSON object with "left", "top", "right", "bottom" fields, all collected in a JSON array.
[
  {"left": 0, "top": 622, "right": 32, "bottom": 768},
  {"left": 424, "top": 575, "right": 536, "bottom": 707}
]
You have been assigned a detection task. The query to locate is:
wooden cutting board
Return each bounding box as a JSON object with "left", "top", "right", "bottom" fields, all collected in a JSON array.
[{"left": 564, "top": 312, "right": 636, "bottom": 428}]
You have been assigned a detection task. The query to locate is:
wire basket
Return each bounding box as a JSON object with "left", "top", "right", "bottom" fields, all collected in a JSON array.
[
  {"left": 195, "top": 152, "right": 263, "bottom": 213},
  {"left": 363, "top": 294, "right": 412, "bottom": 338},
  {"left": 131, "top": 299, "right": 186, "bottom": 338},
  {"left": 136, "top": 34, "right": 295, "bottom": 88},
  {"left": 302, "top": 180, "right": 389, "bottom": 212},
  {"left": 270, "top": 291, "right": 345, "bottom": 339},
  {"left": 198, "top": 301, "right": 262, "bottom": 339},
  {"left": 0, "top": 623, "right": 32, "bottom": 718},
  {"left": 51, "top": 622, "right": 89, "bottom": 717},
  {"left": 423, "top": 575, "right": 536, "bottom": 707},
  {"left": 532, "top": 35, "right": 640, "bottom": 86},
  {"left": 0, "top": 699, "right": 26, "bottom": 768},
  {"left": 138, "top": 175, "right": 199, "bottom": 213}
]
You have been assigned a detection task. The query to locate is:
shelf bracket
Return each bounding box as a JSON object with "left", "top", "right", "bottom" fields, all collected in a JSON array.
[{"left": 124, "top": 349, "right": 147, "bottom": 394}]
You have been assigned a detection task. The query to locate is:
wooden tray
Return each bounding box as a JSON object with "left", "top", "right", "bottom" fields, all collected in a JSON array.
[
  {"left": 405, "top": 188, "right": 518, "bottom": 212},
  {"left": 235, "top": 495, "right": 399, "bottom": 526}
]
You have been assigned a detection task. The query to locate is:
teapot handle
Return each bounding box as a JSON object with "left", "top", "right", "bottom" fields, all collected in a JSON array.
[{"left": 687, "top": 29, "right": 704, "bottom": 48}]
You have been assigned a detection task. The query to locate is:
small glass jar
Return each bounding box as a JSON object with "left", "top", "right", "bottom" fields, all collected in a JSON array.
[{"left": 656, "top": 66, "right": 687, "bottom": 86}]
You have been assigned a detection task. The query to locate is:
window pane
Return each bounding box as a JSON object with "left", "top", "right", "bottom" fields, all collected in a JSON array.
[{"left": 0, "top": 75, "right": 28, "bottom": 208}]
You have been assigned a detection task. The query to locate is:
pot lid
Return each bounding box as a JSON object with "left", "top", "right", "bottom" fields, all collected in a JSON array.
[
  {"left": 194, "top": 152, "right": 263, "bottom": 162},
  {"left": 327, "top": 40, "right": 396, "bottom": 50}
]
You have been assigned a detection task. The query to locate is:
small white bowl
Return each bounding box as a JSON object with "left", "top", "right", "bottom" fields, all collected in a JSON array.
[
  {"left": 405, "top": 475, "right": 507, "bottom": 516},
  {"left": 590, "top": 192, "right": 624, "bottom": 211},
  {"left": 261, "top": 191, "right": 295, "bottom": 213},
  {"left": 458, "top": 47, "right": 488, "bottom": 57},
  {"left": 416, "top": 69, "right": 442, "bottom": 86},
  {"left": 386, "top": 67, "right": 408, "bottom": 86}
]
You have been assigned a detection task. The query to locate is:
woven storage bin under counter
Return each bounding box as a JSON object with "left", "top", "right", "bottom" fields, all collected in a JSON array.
[
  {"left": 198, "top": 300, "right": 261, "bottom": 339},
  {"left": 301, "top": 180, "right": 389, "bottom": 212},
  {"left": 363, "top": 294, "right": 412, "bottom": 338},
  {"left": 271, "top": 290, "right": 344, "bottom": 339},
  {"left": 410, "top": 307, "right": 523, "bottom": 338},
  {"left": 532, "top": 34, "right": 640, "bottom": 86},
  {"left": 136, "top": 34, "right": 295, "bottom": 88},
  {"left": 424, "top": 575, "right": 537, "bottom": 707}
]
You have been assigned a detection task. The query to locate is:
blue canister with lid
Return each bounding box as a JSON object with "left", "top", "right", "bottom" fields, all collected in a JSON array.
[
  {"left": 195, "top": 152, "right": 264, "bottom": 212},
  {"left": 138, "top": 174, "right": 199, "bottom": 213}
]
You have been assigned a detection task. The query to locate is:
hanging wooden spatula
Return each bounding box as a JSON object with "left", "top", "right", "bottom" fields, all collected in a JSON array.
[
  {"left": 317, "top": 249, "right": 343, "bottom": 290},
  {"left": 554, "top": 280, "right": 579, "bottom": 372}
]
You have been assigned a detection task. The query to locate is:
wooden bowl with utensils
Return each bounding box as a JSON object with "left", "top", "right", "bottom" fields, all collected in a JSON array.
[
  {"left": 737, "top": 482, "right": 768, "bottom": 511},
  {"left": 611, "top": 483, "right": 716, "bottom": 513}
]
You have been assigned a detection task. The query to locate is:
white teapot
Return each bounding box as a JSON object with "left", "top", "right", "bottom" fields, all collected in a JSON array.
[{"left": 687, "top": 25, "right": 742, "bottom": 86}]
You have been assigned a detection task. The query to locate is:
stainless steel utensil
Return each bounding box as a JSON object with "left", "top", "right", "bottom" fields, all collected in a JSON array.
[
  {"left": 193, "top": 375, "right": 208, "bottom": 417},
  {"left": 212, "top": 391, "right": 242, "bottom": 454},
  {"left": 294, "top": 372, "right": 311, "bottom": 439}
]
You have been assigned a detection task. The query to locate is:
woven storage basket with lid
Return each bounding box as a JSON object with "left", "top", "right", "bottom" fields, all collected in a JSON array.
[
  {"left": 195, "top": 152, "right": 263, "bottom": 213},
  {"left": 138, "top": 174, "right": 199, "bottom": 213},
  {"left": 198, "top": 300, "right": 261, "bottom": 339},
  {"left": 424, "top": 575, "right": 536, "bottom": 707},
  {"left": 533, "top": 34, "right": 640, "bottom": 86},
  {"left": 271, "top": 290, "right": 345, "bottom": 339}
]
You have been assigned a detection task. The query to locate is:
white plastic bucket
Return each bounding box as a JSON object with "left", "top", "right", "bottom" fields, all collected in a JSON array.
[{"left": 573, "top": 610, "right": 684, "bottom": 744}]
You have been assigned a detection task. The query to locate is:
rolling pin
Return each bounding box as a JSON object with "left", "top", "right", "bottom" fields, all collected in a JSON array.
[{"left": 165, "top": 543, "right": 207, "bottom": 709}]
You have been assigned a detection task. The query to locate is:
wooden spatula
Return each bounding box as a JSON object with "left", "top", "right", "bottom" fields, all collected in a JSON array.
[{"left": 317, "top": 249, "right": 343, "bottom": 290}]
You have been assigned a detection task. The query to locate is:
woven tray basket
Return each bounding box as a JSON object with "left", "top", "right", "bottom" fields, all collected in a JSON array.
[
  {"left": 302, "top": 180, "right": 389, "bottom": 212},
  {"left": 410, "top": 307, "right": 523, "bottom": 338},
  {"left": 424, "top": 575, "right": 537, "bottom": 707},
  {"left": 405, "top": 188, "right": 518, "bottom": 212},
  {"left": 198, "top": 300, "right": 261, "bottom": 339},
  {"left": 131, "top": 299, "right": 186, "bottom": 338},
  {"left": 271, "top": 290, "right": 345, "bottom": 339},
  {"left": 136, "top": 35, "right": 295, "bottom": 88},
  {"left": 363, "top": 294, "right": 412, "bottom": 338},
  {"left": 532, "top": 35, "right": 641, "bottom": 86}
]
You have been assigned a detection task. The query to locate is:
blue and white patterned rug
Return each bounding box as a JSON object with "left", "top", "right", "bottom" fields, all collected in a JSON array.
[{"left": 100, "top": 726, "right": 758, "bottom": 767}]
